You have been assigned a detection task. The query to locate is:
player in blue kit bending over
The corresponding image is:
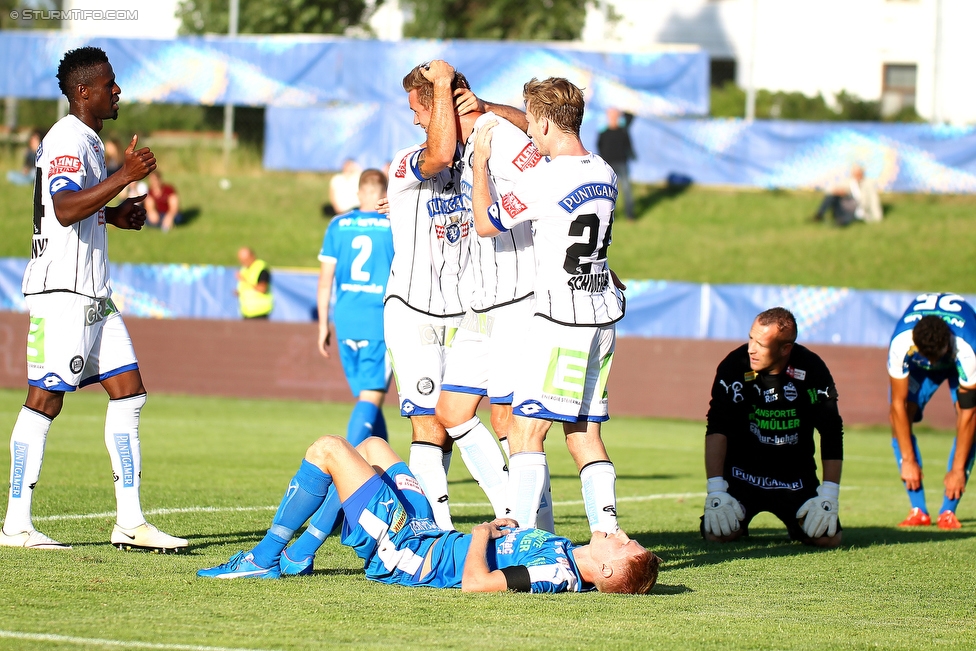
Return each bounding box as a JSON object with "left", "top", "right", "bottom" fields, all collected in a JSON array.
[
  {"left": 316, "top": 168, "right": 394, "bottom": 446},
  {"left": 887, "top": 292, "right": 976, "bottom": 529},
  {"left": 197, "top": 435, "right": 659, "bottom": 594}
]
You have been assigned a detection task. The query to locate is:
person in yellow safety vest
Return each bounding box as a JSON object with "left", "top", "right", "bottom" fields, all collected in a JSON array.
[{"left": 235, "top": 247, "right": 274, "bottom": 319}]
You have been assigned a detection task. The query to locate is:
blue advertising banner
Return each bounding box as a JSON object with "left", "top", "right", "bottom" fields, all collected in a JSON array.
[{"left": 1, "top": 258, "right": 968, "bottom": 349}]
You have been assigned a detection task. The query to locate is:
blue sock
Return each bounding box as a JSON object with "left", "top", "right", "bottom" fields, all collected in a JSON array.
[
  {"left": 373, "top": 408, "right": 388, "bottom": 441},
  {"left": 940, "top": 437, "right": 976, "bottom": 513},
  {"left": 347, "top": 401, "right": 380, "bottom": 447},
  {"left": 892, "top": 435, "right": 927, "bottom": 513},
  {"left": 251, "top": 460, "right": 332, "bottom": 568},
  {"left": 284, "top": 484, "right": 342, "bottom": 562}
]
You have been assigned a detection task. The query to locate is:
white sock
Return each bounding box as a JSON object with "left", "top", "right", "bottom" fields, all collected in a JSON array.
[
  {"left": 409, "top": 442, "right": 454, "bottom": 531},
  {"left": 105, "top": 394, "right": 147, "bottom": 529},
  {"left": 3, "top": 408, "right": 51, "bottom": 534},
  {"left": 447, "top": 417, "right": 509, "bottom": 518},
  {"left": 499, "top": 437, "right": 510, "bottom": 459},
  {"left": 507, "top": 451, "right": 547, "bottom": 529},
  {"left": 535, "top": 464, "right": 555, "bottom": 533},
  {"left": 580, "top": 460, "right": 618, "bottom": 533}
]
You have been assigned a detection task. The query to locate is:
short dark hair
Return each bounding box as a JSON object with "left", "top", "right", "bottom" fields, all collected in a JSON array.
[
  {"left": 756, "top": 307, "right": 797, "bottom": 344},
  {"left": 401, "top": 62, "right": 470, "bottom": 110},
  {"left": 57, "top": 47, "right": 109, "bottom": 98},
  {"left": 913, "top": 315, "right": 952, "bottom": 361}
]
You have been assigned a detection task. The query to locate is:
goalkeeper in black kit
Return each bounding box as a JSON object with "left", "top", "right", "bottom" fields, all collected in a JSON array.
[{"left": 701, "top": 307, "right": 844, "bottom": 548}]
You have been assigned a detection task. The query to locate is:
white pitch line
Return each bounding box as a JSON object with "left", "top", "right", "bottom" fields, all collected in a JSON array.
[
  {"left": 0, "top": 630, "right": 280, "bottom": 651},
  {"left": 33, "top": 487, "right": 860, "bottom": 523}
]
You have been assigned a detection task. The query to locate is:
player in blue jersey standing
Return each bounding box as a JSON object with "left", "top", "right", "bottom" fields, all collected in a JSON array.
[
  {"left": 316, "top": 168, "right": 394, "bottom": 446},
  {"left": 197, "top": 435, "right": 659, "bottom": 594},
  {"left": 887, "top": 292, "right": 976, "bottom": 529}
]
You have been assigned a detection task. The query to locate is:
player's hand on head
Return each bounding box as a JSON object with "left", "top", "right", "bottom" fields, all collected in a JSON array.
[
  {"left": 703, "top": 478, "right": 745, "bottom": 537},
  {"left": 454, "top": 88, "right": 486, "bottom": 116},
  {"left": 122, "top": 135, "right": 156, "bottom": 182},
  {"left": 422, "top": 59, "right": 454, "bottom": 82},
  {"left": 796, "top": 482, "right": 839, "bottom": 538}
]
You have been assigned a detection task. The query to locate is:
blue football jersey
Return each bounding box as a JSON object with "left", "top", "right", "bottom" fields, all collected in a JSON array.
[
  {"left": 319, "top": 210, "right": 394, "bottom": 341},
  {"left": 887, "top": 292, "right": 976, "bottom": 384}
]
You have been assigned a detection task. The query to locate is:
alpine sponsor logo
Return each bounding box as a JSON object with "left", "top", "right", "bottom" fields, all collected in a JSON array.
[
  {"left": 31, "top": 238, "right": 48, "bottom": 259},
  {"left": 512, "top": 143, "right": 542, "bottom": 171},
  {"left": 426, "top": 195, "right": 465, "bottom": 217},
  {"left": 114, "top": 433, "right": 135, "bottom": 487},
  {"left": 501, "top": 192, "right": 527, "bottom": 217},
  {"left": 567, "top": 271, "right": 609, "bottom": 293},
  {"left": 48, "top": 155, "right": 82, "bottom": 178},
  {"left": 784, "top": 382, "right": 798, "bottom": 402},
  {"left": 558, "top": 182, "right": 617, "bottom": 213},
  {"left": 732, "top": 466, "right": 803, "bottom": 490},
  {"left": 11, "top": 442, "right": 28, "bottom": 498},
  {"left": 395, "top": 473, "right": 424, "bottom": 495},
  {"left": 785, "top": 366, "right": 806, "bottom": 381},
  {"left": 395, "top": 156, "right": 407, "bottom": 179}
]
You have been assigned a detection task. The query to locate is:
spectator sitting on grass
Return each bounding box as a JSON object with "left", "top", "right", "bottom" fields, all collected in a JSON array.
[{"left": 811, "top": 165, "right": 883, "bottom": 226}]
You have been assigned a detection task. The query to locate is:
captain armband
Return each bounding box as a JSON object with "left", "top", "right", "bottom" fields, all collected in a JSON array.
[
  {"left": 500, "top": 565, "right": 531, "bottom": 592},
  {"left": 958, "top": 389, "right": 976, "bottom": 410}
]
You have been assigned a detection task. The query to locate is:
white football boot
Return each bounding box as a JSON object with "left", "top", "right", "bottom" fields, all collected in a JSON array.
[
  {"left": 111, "top": 522, "right": 188, "bottom": 553},
  {"left": 0, "top": 528, "right": 72, "bottom": 550}
]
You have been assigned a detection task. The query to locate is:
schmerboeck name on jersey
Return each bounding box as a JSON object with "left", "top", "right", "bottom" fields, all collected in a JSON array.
[{"left": 559, "top": 183, "right": 617, "bottom": 213}]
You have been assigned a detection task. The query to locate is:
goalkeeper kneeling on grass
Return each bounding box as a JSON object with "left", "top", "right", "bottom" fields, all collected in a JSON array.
[{"left": 700, "top": 307, "right": 844, "bottom": 548}]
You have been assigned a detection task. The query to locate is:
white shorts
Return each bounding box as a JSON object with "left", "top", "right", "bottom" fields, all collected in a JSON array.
[
  {"left": 25, "top": 293, "right": 139, "bottom": 392},
  {"left": 511, "top": 317, "right": 615, "bottom": 423},
  {"left": 384, "top": 298, "right": 461, "bottom": 417},
  {"left": 443, "top": 297, "right": 534, "bottom": 403}
]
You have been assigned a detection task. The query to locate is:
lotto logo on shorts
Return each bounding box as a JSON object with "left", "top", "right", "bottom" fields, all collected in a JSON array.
[
  {"left": 512, "top": 143, "right": 542, "bottom": 171},
  {"left": 48, "top": 155, "right": 81, "bottom": 178},
  {"left": 501, "top": 192, "right": 527, "bottom": 217}
]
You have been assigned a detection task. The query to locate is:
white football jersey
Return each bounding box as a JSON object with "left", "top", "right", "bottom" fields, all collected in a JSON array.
[
  {"left": 385, "top": 143, "right": 472, "bottom": 317},
  {"left": 23, "top": 115, "right": 111, "bottom": 299},
  {"left": 490, "top": 153, "right": 624, "bottom": 326},
  {"left": 459, "top": 113, "right": 538, "bottom": 311}
]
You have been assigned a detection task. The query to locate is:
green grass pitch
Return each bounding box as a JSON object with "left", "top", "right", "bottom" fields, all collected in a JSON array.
[{"left": 1, "top": 388, "right": 974, "bottom": 650}]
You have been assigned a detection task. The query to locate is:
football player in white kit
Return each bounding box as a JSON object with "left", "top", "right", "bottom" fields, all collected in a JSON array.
[
  {"left": 435, "top": 102, "right": 547, "bottom": 525},
  {"left": 471, "top": 77, "right": 625, "bottom": 536},
  {"left": 0, "top": 47, "right": 187, "bottom": 552},
  {"left": 384, "top": 60, "right": 474, "bottom": 530}
]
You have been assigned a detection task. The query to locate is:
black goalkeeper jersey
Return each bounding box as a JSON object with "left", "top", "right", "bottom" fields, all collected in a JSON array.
[{"left": 705, "top": 343, "right": 844, "bottom": 488}]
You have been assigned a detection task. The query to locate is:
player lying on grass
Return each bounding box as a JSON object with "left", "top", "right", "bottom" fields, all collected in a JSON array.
[{"left": 197, "top": 435, "right": 659, "bottom": 594}]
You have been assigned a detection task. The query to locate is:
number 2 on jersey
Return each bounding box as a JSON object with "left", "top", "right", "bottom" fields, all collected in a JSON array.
[
  {"left": 562, "top": 212, "right": 613, "bottom": 275},
  {"left": 350, "top": 234, "right": 373, "bottom": 281}
]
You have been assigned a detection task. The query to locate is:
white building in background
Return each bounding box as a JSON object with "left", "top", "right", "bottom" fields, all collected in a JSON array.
[
  {"left": 62, "top": 0, "right": 181, "bottom": 38},
  {"left": 584, "top": 0, "right": 976, "bottom": 125}
]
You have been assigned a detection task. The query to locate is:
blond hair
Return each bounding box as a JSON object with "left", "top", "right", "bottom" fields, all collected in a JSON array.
[{"left": 522, "top": 77, "right": 585, "bottom": 135}]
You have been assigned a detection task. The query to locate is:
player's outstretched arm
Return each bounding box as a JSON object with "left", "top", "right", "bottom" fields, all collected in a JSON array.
[
  {"left": 453, "top": 87, "right": 528, "bottom": 132},
  {"left": 56, "top": 135, "right": 155, "bottom": 226},
  {"left": 461, "top": 520, "right": 517, "bottom": 592},
  {"left": 889, "top": 375, "right": 922, "bottom": 490}
]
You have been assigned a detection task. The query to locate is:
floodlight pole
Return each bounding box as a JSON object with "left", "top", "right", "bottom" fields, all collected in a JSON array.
[
  {"left": 222, "top": 0, "right": 239, "bottom": 178},
  {"left": 931, "top": 0, "right": 942, "bottom": 123}
]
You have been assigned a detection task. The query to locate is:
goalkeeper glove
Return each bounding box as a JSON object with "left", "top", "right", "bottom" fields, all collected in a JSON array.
[
  {"left": 703, "top": 477, "right": 745, "bottom": 537},
  {"left": 796, "top": 481, "right": 839, "bottom": 538}
]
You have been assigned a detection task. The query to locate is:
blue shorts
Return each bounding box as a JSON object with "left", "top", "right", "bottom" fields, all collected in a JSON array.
[
  {"left": 337, "top": 337, "right": 391, "bottom": 397},
  {"left": 904, "top": 366, "right": 958, "bottom": 423},
  {"left": 340, "top": 463, "right": 454, "bottom": 587}
]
